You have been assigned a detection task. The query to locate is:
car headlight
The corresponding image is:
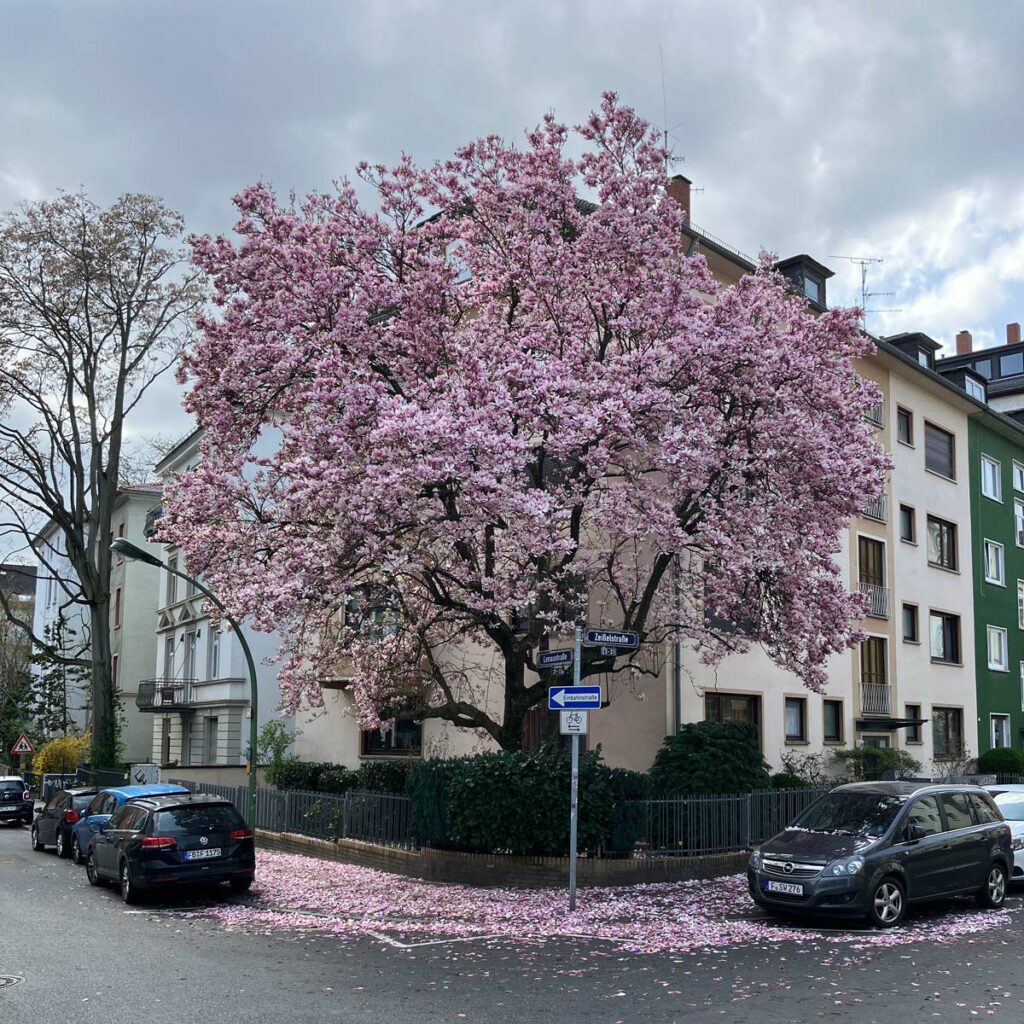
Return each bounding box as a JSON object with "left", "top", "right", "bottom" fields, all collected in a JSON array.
[
  {"left": 828, "top": 856, "right": 865, "bottom": 876},
  {"left": 1012, "top": 837, "right": 1024, "bottom": 851},
  {"left": 749, "top": 849, "right": 762, "bottom": 870}
]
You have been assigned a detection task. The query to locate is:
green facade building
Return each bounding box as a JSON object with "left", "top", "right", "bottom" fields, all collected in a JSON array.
[{"left": 969, "top": 411, "right": 1024, "bottom": 754}]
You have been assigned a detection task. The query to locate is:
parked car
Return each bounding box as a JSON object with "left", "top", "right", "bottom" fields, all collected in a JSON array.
[
  {"left": 748, "top": 782, "right": 1012, "bottom": 927},
  {"left": 0, "top": 776, "right": 33, "bottom": 827},
  {"left": 985, "top": 784, "right": 1024, "bottom": 882},
  {"left": 85, "top": 793, "right": 255, "bottom": 904},
  {"left": 70, "top": 784, "right": 189, "bottom": 864},
  {"left": 30, "top": 787, "right": 99, "bottom": 856}
]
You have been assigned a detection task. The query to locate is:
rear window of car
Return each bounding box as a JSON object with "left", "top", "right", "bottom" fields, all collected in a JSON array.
[
  {"left": 0, "top": 783, "right": 24, "bottom": 800},
  {"left": 970, "top": 794, "right": 1002, "bottom": 824},
  {"left": 940, "top": 793, "right": 974, "bottom": 831},
  {"left": 72, "top": 794, "right": 96, "bottom": 811},
  {"left": 153, "top": 804, "right": 243, "bottom": 835}
]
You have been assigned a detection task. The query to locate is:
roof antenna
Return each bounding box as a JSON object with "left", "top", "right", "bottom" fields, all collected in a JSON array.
[
  {"left": 827, "top": 255, "right": 900, "bottom": 331},
  {"left": 658, "top": 47, "right": 693, "bottom": 179}
]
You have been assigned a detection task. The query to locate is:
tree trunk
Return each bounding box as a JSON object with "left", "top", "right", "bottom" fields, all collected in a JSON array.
[
  {"left": 497, "top": 654, "right": 527, "bottom": 751},
  {"left": 89, "top": 599, "right": 117, "bottom": 766}
]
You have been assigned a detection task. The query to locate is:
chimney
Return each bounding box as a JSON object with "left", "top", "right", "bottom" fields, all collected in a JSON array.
[
  {"left": 956, "top": 330, "right": 973, "bottom": 355},
  {"left": 666, "top": 174, "right": 691, "bottom": 224},
  {"left": 1008, "top": 322, "right": 1021, "bottom": 345}
]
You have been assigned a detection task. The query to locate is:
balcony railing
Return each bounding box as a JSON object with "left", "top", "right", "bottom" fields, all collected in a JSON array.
[
  {"left": 859, "top": 582, "right": 889, "bottom": 618},
  {"left": 860, "top": 493, "right": 888, "bottom": 523},
  {"left": 860, "top": 682, "right": 892, "bottom": 716},
  {"left": 864, "top": 402, "right": 885, "bottom": 428},
  {"left": 136, "top": 679, "right": 196, "bottom": 713}
]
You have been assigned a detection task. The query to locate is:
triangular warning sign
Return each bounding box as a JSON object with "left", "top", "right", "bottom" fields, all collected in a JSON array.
[{"left": 10, "top": 733, "right": 33, "bottom": 755}]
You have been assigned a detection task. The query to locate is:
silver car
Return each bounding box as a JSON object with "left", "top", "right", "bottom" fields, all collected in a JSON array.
[{"left": 985, "top": 785, "right": 1024, "bottom": 881}]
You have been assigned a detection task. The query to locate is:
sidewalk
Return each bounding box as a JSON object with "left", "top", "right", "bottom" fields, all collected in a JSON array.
[{"left": 194, "top": 849, "right": 1019, "bottom": 956}]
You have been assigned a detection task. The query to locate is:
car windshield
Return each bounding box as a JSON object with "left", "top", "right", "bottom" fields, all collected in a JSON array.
[
  {"left": 153, "top": 805, "right": 243, "bottom": 835},
  {"left": 992, "top": 792, "right": 1024, "bottom": 821},
  {"left": 791, "top": 792, "right": 906, "bottom": 837}
]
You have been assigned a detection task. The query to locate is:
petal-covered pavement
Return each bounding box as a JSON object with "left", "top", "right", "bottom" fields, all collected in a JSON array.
[{"left": 193, "top": 850, "right": 1021, "bottom": 956}]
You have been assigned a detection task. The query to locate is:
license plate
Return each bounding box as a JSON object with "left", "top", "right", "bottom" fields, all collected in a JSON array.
[
  {"left": 185, "top": 847, "right": 221, "bottom": 860},
  {"left": 765, "top": 880, "right": 803, "bottom": 896},
  {"left": 0, "top": 805, "right": 17, "bottom": 812}
]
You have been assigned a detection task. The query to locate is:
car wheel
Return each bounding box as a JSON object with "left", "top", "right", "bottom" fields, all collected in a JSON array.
[
  {"left": 977, "top": 863, "right": 1008, "bottom": 910},
  {"left": 71, "top": 835, "right": 83, "bottom": 865},
  {"left": 55, "top": 830, "right": 68, "bottom": 859},
  {"left": 86, "top": 850, "right": 104, "bottom": 887},
  {"left": 30, "top": 825, "right": 44, "bottom": 852},
  {"left": 229, "top": 877, "right": 253, "bottom": 893},
  {"left": 868, "top": 876, "right": 906, "bottom": 928},
  {"left": 120, "top": 861, "right": 140, "bottom": 905}
]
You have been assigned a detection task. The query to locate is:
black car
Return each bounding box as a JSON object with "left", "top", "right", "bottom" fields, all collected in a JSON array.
[
  {"left": 0, "top": 776, "right": 33, "bottom": 827},
  {"left": 85, "top": 793, "right": 256, "bottom": 904},
  {"left": 30, "top": 787, "right": 99, "bottom": 857},
  {"left": 748, "top": 782, "right": 1013, "bottom": 927}
]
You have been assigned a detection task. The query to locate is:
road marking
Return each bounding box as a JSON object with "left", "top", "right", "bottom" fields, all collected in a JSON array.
[{"left": 365, "top": 931, "right": 503, "bottom": 949}]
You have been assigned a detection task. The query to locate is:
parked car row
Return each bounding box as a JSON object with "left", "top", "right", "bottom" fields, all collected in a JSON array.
[
  {"left": 0, "top": 776, "right": 34, "bottom": 827},
  {"left": 26, "top": 782, "right": 255, "bottom": 904},
  {"left": 749, "top": 781, "right": 1023, "bottom": 927}
]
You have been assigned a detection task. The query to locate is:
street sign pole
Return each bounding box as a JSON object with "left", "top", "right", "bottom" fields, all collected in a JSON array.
[{"left": 568, "top": 623, "right": 582, "bottom": 912}]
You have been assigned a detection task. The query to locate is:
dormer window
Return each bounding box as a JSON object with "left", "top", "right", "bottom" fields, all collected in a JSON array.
[
  {"left": 918, "top": 350, "right": 931, "bottom": 369},
  {"left": 774, "top": 255, "right": 834, "bottom": 312},
  {"left": 965, "top": 376, "right": 986, "bottom": 403},
  {"left": 803, "top": 273, "right": 823, "bottom": 305}
]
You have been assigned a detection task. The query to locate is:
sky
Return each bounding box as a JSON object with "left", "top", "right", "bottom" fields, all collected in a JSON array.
[{"left": 2, "top": 0, "right": 1024, "bottom": 445}]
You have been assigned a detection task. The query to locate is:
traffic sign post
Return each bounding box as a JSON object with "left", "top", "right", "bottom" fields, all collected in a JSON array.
[{"left": 568, "top": 624, "right": 582, "bottom": 912}]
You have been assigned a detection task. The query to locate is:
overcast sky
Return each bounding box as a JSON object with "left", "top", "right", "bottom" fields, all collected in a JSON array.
[{"left": 3, "top": 0, "right": 1024, "bottom": 446}]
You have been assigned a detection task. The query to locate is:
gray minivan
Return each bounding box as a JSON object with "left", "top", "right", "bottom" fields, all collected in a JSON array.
[{"left": 748, "top": 782, "right": 1012, "bottom": 927}]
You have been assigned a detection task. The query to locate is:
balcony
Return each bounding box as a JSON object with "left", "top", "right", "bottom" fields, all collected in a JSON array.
[
  {"left": 860, "top": 682, "right": 892, "bottom": 716},
  {"left": 864, "top": 402, "right": 885, "bottom": 428},
  {"left": 859, "top": 581, "right": 889, "bottom": 618},
  {"left": 860, "top": 493, "right": 888, "bottom": 523},
  {"left": 136, "top": 679, "right": 196, "bottom": 713}
]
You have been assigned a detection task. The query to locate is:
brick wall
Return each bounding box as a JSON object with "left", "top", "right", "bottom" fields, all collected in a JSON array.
[{"left": 255, "top": 829, "right": 748, "bottom": 888}]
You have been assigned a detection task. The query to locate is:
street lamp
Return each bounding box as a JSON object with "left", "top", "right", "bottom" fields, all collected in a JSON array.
[{"left": 111, "top": 538, "right": 259, "bottom": 826}]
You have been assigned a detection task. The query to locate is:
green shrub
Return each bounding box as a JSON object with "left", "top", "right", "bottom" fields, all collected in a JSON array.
[
  {"left": 649, "top": 721, "right": 771, "bottom": 796},
  {"left": 354, "top": 759, "right": 412, "bottom": 794},
  {"left": 318, "top": 765, "right": 360, "bottom": 794},
  {"left": 770, "top": 771, "right": 809, "bottom": 789},
  {"left": 258, "top": 720, "right": 297, "bottom": 787},
  {"left": 830, "top": 746, "right": 921, "bottom": 782},
  {"left": 408, "top": 749, "right": 616, "bottom": 856},
  {"left": 978, "top": 747, "right": 1024, "bottom": 776},
  {"left": 273, "top": 757, "right": 329, "bottom": 791}
]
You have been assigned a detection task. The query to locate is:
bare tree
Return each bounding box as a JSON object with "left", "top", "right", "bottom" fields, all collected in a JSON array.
[{"left": 0, "top": 191, "right": 204, "bottom": 766}]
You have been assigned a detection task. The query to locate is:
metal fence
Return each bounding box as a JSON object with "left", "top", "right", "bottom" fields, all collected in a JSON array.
[
  {"left": 167, "top": 780, "right": 416, "bottom": 849},
  {"left": 618, "top": 787, "right": 830, "bottom": 856}
]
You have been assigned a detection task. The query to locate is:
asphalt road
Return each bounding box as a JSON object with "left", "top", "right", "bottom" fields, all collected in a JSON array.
[{"left": 3, "top": 823, "right": 1024, "bottom": 1023}]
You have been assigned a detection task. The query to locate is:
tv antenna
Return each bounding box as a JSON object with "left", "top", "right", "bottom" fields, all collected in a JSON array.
[{"left": 827, "top": 255, "right": 901, "bottom": 331}]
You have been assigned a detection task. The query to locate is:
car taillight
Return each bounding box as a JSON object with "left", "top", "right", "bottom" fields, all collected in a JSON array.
[
  {"left": 62, "top": 809, "right": 80, "bottom": 824},
  {"left": 23, "top": 791, "right": 30, "bottom": 802},
  {"left": 229, "top": 828, "right": 254, "bottom": 841},
  {"left": 141, "top": 836, "right": 176, "bottom": 849}
]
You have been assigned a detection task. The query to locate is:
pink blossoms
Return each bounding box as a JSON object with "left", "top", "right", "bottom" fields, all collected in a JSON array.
[{"left": 164, "top": 93, "right": 887, "bottom": 749}]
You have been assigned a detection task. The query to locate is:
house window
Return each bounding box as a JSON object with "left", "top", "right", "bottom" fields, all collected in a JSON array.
[
  {"left": 992, "top": 714, "right": 1011, "bottom": 749},
  {"left": 823, "top": 700, "right": 843, "bottom": 743},
  {"left": 204, "top": 717, "right": 219, "bottom": 764},
  {"left": 112, "top": 654, "right": 119, "bottom": 689},
  {"left": 965, "top": 377, "right": 986, "bottom": 402},
  {"left": 981, "top": 455, "right": 1003, "bottom": 501},
  {"left": 905, "top": 704, "right": 922, "bottom": 744},
  {"left": 899, "top": 505, "right": 916, "bottom": 543},
  {"left": 704, "top": 693, "right": 762, "bottom": 740},
  {"left": 860, "top": 636, "right": 887, "bottom": 687},
  {"left": 163, "top": 635, "right": 176, "bottom": 681},
  {"left": 975, "top": 358, "right": 993, "bottom": 380},
  {"left": 984, "top": 540, "right": 1006, "bottom": 586},
  {"left": 161, "top": 718, "right": 171, "bottom": 764},
  {"left": 988, "top": 626, "right": 1009, "bottom": 671},
  {"left": 209, "top": 629, "right": 221, "bottom": 679},
  {"left": 896, "top": 407, "right": 913, "bottom": 446},
  {"left": 902, "top": 603, "right": 919, "bottom": 643},
  {"left": 1019, "top": 580, "right": 1024, "bottom": 629},
  {"left": 114, "top": 586, "right": 122, "bottom": 628},
  {"left": 926, "top": 516, "right": 958, "bottom": 570},
  {"left": 784, "top": 697, "right": 807, "bottom": 742},
  {"left": 166, "top": 557, "right": 178, "bottom": 605},
  {"left": 933, "top": 707, "right": 964, "bottom": 758},
  {"left": 1016, "top": 500, "right": 1024, "bottom": 548},
  {"left": 924, "top": 422, "right": 955, "bottom": 479},
  {"left": 1015, "top": 462, "right": 1024, "bottom": 492},
  {"left": 929, "top": 611, "right": 961, "bottom": 664},
  {"left": 803, "top": 272, "right": 823, "bottom": 305},
  {"left": 184, "top": 630, "right": 198, "bottom": 680},
  {"left": 1002, "top": 352, "right": 1024, "bottom": 377},
  {"left": 361, "top": 720, "right": 423, "bottom": 756}
]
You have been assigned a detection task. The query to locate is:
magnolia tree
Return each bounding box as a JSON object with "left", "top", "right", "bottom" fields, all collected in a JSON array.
[{"left": 165, "top": 94, "right": 888, "bottom": 751}]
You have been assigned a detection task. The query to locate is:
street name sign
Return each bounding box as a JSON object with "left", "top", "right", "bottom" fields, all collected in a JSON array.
[
  {"left": 9, "top": 733, "right": 33, "bottom": 755},
  {"left": 559, "top": 710, "right": 588, "bottom": 735},
  {"left": 537, "top": 649, "right": 574, "bottom": 669},
  {"left": 548, "top": 685, "right": 602, "bottom": 710},
  {"left": 583, "top": 629, "right": 639, "bottom": 650}
]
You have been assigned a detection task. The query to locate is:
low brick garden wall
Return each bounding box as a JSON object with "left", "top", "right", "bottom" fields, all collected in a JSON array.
[{"left": 255, "top": 828, "right": 748, "bottom": 888}]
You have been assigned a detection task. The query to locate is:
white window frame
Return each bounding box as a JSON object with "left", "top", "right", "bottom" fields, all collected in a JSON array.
[
  {"left": 981, "top": 454, "right": 1003, "bottom": 502},
  {"left": 1015, "top": 461, "right": 1024, "bottom": 493},
  {"left": 1015, "top": 499, "right": 1024, "bottom": 549},
  {"left": 1020, "top": 661, "right": 1024, "bottom": 713},
  {"left": 965, "top": 377, "right": 986, "bottom": 402},
  {"left": 984, "top": 539, "right": 1006, "bottom": 586},
  {"left": 991, "top": 713, "right": 1012, "bottom": 749},
  {"left": 1018, "top": 580, "right": 1024, "bottom": 630},
  {"left": 988, "top": 625, "right": 1009, "bottom": 672},
  {"left": 209, "top": 629, "right": 221, "bottom": 679}
]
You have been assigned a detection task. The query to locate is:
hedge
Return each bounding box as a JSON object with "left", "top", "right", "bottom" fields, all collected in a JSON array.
[
  {"left": 978, "top": 747, "right": 1024, "bottom": 776},
  {"left": 273, "top": 757, "right": 412, "bottom": 795}
]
